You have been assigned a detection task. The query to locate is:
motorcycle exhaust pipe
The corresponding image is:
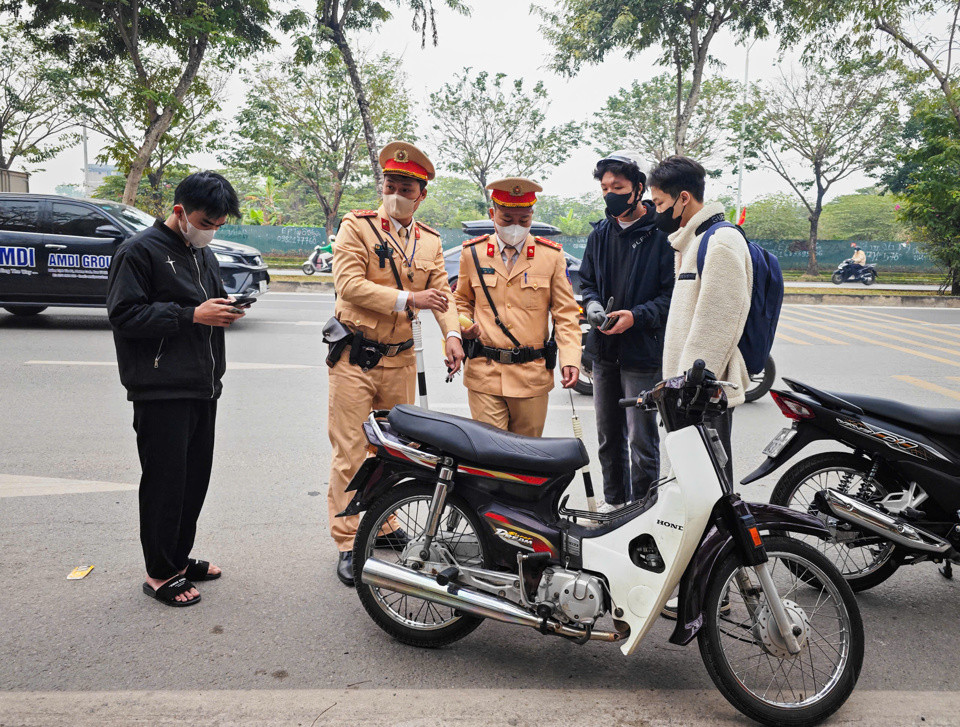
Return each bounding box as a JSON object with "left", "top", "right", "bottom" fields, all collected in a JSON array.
[
  {"left": 361, "top": 557, "right": 622, "bottom": 642},
  {"left": 816, "top": 489, "right": 952, "bottom": 553}
]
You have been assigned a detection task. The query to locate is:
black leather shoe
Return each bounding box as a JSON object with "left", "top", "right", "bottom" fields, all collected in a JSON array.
[
  {"left": 336, "top": 551, "right": 354, "bottom": 587},
  {"left": 374, "top": 528, "right": 410, "bottom": 551}
]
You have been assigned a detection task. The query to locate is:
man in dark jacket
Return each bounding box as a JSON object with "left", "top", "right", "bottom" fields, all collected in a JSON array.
[
  {"left": 107, "top": 171, "right": 244, "bottom": 607},
  {"left": 579, "top": 152, "right": 674, "bottom": 509}
]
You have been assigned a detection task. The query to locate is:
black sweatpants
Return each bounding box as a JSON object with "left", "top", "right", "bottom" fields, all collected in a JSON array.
[{"left": 133, "top": 398, "right": 217, "bottom": 580}]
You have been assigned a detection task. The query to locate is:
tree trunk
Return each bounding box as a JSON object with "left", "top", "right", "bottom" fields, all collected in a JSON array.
[
  {"left": 806, "top": 206, "right": 822, "bottom": 276},
  {"left": 952, "top": 267, "right": 960, "bottom": 297},
  {"left": 332, "top": 26, "right": 383, "bottom": 194}
]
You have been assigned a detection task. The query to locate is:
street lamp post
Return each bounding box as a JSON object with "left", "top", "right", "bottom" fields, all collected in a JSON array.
[{"left": 735, "top": 40, "right": 757, "bottom": 222}]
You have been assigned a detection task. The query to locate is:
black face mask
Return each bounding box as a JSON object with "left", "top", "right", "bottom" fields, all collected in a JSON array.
[
  {"left": 654, "top": 197, "right": 686, "bottom": 234},
  {"left": 604, "top": 187, "right": 639, "bottom": 219}
]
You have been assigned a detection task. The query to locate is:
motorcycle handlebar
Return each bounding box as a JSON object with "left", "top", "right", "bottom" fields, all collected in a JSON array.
[
  {"left": 618, "top": 397, "right": 639, "bottom": 408},
  {"left": 687, "top": 359, "right": 707, "bottom": 386}
]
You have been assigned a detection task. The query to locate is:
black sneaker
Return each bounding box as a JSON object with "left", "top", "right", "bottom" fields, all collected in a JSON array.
[{"left": 374, "top": 528, "right": 410, "bottom": 551}]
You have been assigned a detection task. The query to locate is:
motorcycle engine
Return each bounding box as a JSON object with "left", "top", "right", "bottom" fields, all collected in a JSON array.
[{"left": 536, "top": 567, "right": 605, "bottom": 626}]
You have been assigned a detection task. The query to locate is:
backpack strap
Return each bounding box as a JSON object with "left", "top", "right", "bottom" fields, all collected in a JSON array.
[{"left": 696, "top": 221, "right": 747, "bottom": 277}]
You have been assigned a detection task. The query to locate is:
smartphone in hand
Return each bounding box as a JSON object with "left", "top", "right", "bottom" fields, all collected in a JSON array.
[{"left": 599, "top": 314, "right": 619, "bottom": 332}]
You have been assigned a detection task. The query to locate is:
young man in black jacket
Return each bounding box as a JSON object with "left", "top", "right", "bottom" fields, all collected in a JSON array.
[
  {"left": 579, "top": 152, "right": 674, "bottom": 510},
  {"left": 107, "top": 172, "right": 244, "bottom": 607}
]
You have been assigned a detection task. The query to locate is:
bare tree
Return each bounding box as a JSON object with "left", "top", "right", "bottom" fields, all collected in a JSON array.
[
  {"left": 429, "top": 70, "right": 583, "bottom": 206},
  {"left": 734, "top": 60, "right": 900, "bottom": 274}
]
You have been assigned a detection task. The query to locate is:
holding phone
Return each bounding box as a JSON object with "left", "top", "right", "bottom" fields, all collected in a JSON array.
[
  {"left": 597, "top": 296, "right": 617, "bottom": 331},
  {"left": 231, "top": 295, "right": 257, "bottom": 307}
]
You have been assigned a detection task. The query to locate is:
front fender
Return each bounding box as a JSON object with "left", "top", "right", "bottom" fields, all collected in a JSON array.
[
  {"left": 667, "top": 502, "right": 828, "bottom": 646},
  {"left": 740, "top": 423, "right": 831, "bottom": 485}
]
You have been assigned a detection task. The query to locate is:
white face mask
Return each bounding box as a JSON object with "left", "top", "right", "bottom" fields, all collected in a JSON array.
[
  {"left": 382, "top": 193, "right": 418, "bottom": 220},
  {"left": 179, "top": 214, "right": 216, "bottom": 248},
  {"left": 495, "top": 223, "right": 530, "bottom": 247}
]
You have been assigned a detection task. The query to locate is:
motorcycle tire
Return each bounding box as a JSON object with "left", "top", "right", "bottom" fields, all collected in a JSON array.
[
  {"left": 862, "top": 273, "right": 876, "bottom": 286},
  {"left": 698, "top": 536, "right": 864, "bottom": 727},
  {"left": 771, "top": 451, "right": 901, "bottom": 591},
  {"left": 302, "top": 263, "right": 316, "bottom": 275},
  {"left": 354, "top": 483, "right": 489, "bottom": 648},
  {"left": 573, "top": 347, "right": 593, "bottom": 396},
  {"left": 744, "top": 356, "right": 775, "bottom": 403},
  {"left": 831, "top": 272, "right": 844, "bottom": 285}
]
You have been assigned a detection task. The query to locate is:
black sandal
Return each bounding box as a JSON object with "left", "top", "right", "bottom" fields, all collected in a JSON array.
[
  {"left": 184, "top": 558, "right": 221, "bottom": 582},
  {"left": 142, "top": 576, "right": 200, "bottom": 607}
]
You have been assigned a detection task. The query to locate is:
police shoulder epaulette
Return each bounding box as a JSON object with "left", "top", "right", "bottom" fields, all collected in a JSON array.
[
  {"left": 535, "top": 236, "right": 562, "bottom": 250},
  {"left": 415, "top": 220, "right": 441, "bottom": 236},
  {"left": 462, "top": 234, "right": 490, "bottom": 247},
  {"left": 351, "top": 209, "right": 378, "bottom": 218}
]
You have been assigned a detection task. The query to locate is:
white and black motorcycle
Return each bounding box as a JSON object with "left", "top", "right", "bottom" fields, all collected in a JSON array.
[{"left": 343, "top": 362, "right": 864, "bottom": 726}]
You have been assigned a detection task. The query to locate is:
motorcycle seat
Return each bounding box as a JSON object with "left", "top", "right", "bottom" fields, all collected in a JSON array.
[
  {"left": 388, "top": 404, "right": 589, "bottom": 475},
  {"left": 833, "top": 392, "right": 960, "bottom": 437}
]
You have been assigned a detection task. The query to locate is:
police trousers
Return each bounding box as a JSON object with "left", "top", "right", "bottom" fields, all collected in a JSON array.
[
  {"left": 327, "top": 357, "right": 415, "bottom": 552},
  {"left": 132, "top": 398, "right": 217, "bottom": 580}
]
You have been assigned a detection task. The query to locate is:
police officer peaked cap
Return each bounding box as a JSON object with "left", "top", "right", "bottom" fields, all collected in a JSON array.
[
  {"left": 486, "top": 177, "right": 543, "bottom": 208},
  {"left": 379, "top": 141, "right": 435, "bottom": 181}
]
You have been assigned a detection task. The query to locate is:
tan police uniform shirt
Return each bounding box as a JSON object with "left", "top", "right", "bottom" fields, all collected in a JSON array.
[
  {"left": 333, "top": 206, "right": 458, "bottom": 368},
  {"left": 454, "top": 233, "right": 581, "bottom": 397}
]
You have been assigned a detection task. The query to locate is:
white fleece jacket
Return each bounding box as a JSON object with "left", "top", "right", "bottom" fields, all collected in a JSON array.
[{"left": 662, "top": 202, "right": 753, "bottom": 407}]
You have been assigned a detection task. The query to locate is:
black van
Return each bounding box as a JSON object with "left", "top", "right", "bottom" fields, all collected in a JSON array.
[{"left": 0, "top": 194, "right": 269, "bottom": 316}]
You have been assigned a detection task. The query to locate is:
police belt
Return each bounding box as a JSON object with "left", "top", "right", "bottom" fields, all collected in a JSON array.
[
  {"left": 468, "top": 342, "right": 548, "bottom": 365},
  {"left": 356, "top": 334, "right": 414, "bottom": 357}
]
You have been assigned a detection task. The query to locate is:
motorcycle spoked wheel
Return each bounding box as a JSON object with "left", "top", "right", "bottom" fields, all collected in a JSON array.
[
  {"left": 744, "top": 356, "right": 776, "bottom": 403},
  {"left": 770, "top": 452, "right": 900, "bottom": 591},
  {"left": 698, "top": 536, "right": 864, "bottom": 727},
  {"left": 353, "top": 483, "right": 489, "bottom": 648}
]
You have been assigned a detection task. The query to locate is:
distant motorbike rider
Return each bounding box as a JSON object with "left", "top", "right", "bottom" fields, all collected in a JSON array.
[{"left": 849, "top": 243, "right": 866, "bottom": 274}]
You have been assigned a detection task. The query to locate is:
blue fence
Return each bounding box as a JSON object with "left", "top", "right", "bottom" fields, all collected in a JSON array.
[{"left": 217, "top": 224, "right": 937, "bottom": 273}]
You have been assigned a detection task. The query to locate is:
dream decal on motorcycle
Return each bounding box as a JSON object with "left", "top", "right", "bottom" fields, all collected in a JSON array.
[{"left": 836, "top": 416, "right": 947, "bottom": 461}]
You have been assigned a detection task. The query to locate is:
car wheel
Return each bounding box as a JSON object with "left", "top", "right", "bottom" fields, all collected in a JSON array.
[{"left": 3, "top": 305, "right": 47, "bottom": 316}]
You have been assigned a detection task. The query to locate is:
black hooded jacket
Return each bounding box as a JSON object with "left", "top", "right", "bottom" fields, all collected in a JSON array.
[
  {"left": 579, "top": 201, "right": 675, "bottom": 371},
  {"left": 106, "top": 220, "right": 228, "bottom": 401}
]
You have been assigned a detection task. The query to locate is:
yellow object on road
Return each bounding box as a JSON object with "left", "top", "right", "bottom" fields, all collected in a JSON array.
[{"left": 67, "top": 565, "right": 94, "bottom": 580}]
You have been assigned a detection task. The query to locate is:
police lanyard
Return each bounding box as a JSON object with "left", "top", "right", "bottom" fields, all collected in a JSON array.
[{"left": 385, "top": 221, "right": 416, "bottom": 279}]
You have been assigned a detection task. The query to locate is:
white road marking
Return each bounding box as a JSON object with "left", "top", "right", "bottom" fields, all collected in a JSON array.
[
  {"left": 0, "top": 473, "right": 136, "bottom": 497},
  {"left": 25, "top": 361, "right": 318, "bottom": 369}
]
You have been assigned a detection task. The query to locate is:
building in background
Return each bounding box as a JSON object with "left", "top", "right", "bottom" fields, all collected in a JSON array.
[
  {"left": 84, "top": 163, "right": 116, "bottom": 194},
  {"left": 0, "top": 170, "right": 29, "bottom": 193}
]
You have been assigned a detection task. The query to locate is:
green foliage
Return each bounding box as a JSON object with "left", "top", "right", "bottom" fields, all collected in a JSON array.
[
  {"left": 534, "top": 195, "right": 606, "bottom": 236},
  {"left": 819, "top": 191, "right": 906, "bottom": 241},
  {"left": 54, "top": 183, "right": 83, "bottom": 198},
  {"left": 591, "top": 74, "right": 738, "bottom": 165},
  {"left": 92, "top": 164, "right": 194, "bottom": 215},
  {"left": 414, "top": 176, "right": 487, "bottom": 228},
  {"left": 429, "top": 69, "right": 583, "bottom": 204},
  {"left": 222, "top": 53, "right": 414, "bottom": 233},
  {"left": 740, "top": 194, "right": 809, "bottom": 241},
  {"left": 0, "top": 22, "right": 74, "bottom": 170},
  {"left": 885, "top": 94, "right": 960, "bottom": 293}
]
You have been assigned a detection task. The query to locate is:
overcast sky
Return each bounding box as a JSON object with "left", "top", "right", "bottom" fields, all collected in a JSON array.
[{"left": 29, "top": 0, "right": 878, "bottom": 207}]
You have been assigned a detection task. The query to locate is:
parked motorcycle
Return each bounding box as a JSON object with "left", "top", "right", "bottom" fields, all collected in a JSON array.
[
  {"left": 831, "top": 260, "right": 877, "bottom": 286},
  {"left": 745, "top": 355, "right": 776, "bottom": 403},
  {"left": 302, "top": 244, "right": 333, "bottom": 275},
  {"left": 344, "top": 361, "right": 864, "bottom": 726},
  {"left": 745, "top": 378, "right": 960, "bottom": 591}
]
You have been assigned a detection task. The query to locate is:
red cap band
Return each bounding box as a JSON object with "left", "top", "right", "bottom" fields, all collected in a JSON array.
[
  {"left": 491, "top": 189, "right": 537, "bottom": 207},
  {"left": 383, "top": 159, "right": 429, "bottom": 181}
]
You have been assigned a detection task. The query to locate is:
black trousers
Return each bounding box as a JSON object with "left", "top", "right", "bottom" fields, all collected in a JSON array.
[
  {"left": 707, "top": 408, "right": 735, "bottom": 486},
  {"left": 133, "top": 399, "right": 217, "bottom": 580}
]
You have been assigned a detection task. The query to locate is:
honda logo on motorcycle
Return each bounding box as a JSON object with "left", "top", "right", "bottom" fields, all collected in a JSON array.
[{"left": 657, "top": 519, "right": 683, "bottom": 531}]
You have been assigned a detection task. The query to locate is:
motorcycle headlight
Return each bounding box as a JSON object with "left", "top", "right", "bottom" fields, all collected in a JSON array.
[{"left": 214, "top": 253, "right": 235, "bottom": 263}]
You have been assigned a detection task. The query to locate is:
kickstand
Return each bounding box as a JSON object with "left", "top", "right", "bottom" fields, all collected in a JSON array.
[{"left": 939, "top": 561, "right": 953, "bottom": 579}]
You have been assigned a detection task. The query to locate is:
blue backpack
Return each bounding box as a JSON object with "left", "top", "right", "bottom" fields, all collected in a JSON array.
[{"left": 696, "top": 222, "right": 783, "bottom": 376}]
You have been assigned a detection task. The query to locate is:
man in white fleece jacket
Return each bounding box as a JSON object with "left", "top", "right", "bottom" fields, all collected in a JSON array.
[{"left": 648, "top": 156, "right": 752, "bottom": 481}]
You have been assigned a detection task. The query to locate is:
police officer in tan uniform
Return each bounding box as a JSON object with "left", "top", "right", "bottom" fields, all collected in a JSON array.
[
  {"left": 454, "top": 178, "right": 581, "bottom": 437},
  {"left": 326, "top": 141, "right": 464, "bottom": 586}
]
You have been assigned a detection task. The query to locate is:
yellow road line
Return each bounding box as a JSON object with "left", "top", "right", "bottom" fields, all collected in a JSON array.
[
  {"left": 774, "top": 331, "right": 811, "bottom": 345},
  {"left": 893, "top": 375, "right": 960, "bottom": 402},
  {"left": 777, "top": 321, "right": 847, "bottom": 345},
  {"left": 839, "top": 307, "right": 960, "bottom": 343},
  {"left": 783, "top": 310, "right": 960, "bottom": 358},
  {"left": 778, "top": 315, "right": 960, "bottom": 368},
  {"left": 825, "top": 307, "right": 960, "bottom": 347}
]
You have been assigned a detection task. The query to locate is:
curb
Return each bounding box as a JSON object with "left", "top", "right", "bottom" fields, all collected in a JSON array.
[
  {"left": 266, "top": 275, "right": 960, "bottom": 308},
  {"left": 784, "top": 292, "right": 960, "bottom": 308}
]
